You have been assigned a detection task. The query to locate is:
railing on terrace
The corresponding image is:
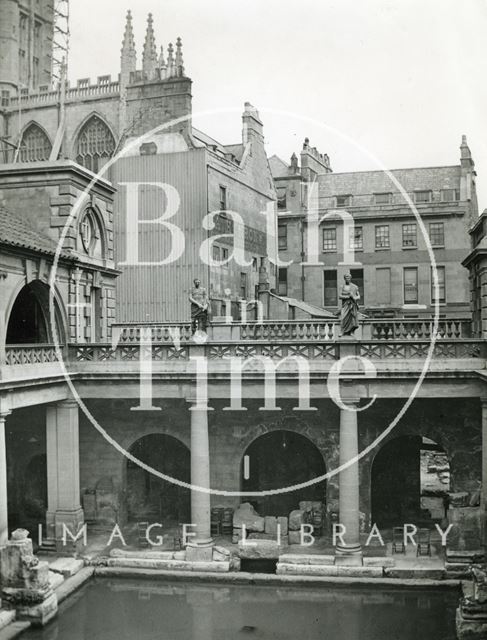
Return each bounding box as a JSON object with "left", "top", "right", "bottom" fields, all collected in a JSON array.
[
  {"left": 111, "top": 318, "right": 472, "bottom": 343},
  {"left": 4, "top": 344, "right": 62, "bottom": 365}
]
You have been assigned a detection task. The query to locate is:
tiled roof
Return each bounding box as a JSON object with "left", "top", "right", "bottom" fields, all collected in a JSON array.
[{"left": 0, "top": 205, "right": 70, "bottom": 257}]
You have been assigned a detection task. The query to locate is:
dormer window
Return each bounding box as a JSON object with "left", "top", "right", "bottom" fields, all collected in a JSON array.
[{"left": 336, "top": 195, "right": 352, "bottom": 208}]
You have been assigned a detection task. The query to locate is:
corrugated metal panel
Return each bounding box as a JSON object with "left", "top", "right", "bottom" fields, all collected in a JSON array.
[{"left": 110, "top": 149, "right": 208, "bottom": 323}]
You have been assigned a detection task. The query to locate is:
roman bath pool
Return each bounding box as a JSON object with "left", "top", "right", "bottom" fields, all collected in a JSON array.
[{"left": 20, "top": 578, "right": 458, "bottom": 639}]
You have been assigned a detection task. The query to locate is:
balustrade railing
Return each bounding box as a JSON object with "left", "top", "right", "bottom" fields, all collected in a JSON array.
[{"left": 5, "top": 344, "right": 61, "bottom": 365}]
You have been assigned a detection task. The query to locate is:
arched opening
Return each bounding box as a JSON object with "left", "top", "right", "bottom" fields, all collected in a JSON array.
[
  {"left": 241, "top": 430, "right": 326, "bottom": 516},
  {"left": 371, "top": 436, "right": 450, "bottom": 529},
  {"left": 6, "top": 281, "right": 64, "bottom": 344},
  {"left": 19, "top": 123, "right": 52, "bottom": 162},
  {"left": 75, "top": 115, "right": 115, "bottom": 173},
  {"left": 126, "top": 434, "right": 190, "bottom": 524}
]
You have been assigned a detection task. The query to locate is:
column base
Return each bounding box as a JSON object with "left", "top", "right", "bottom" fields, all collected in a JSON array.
[
  {"left": 335, "top": 544, "right": 363, "bottom": 566},
  {"left": 186, "top": 539, "right": 214, "bottom": 562},
  {"left": 54, "top": 508, "right": 85, "bottom": 555}
]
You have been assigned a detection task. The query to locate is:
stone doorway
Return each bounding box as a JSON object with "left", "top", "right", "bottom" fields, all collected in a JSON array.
[
  {"left": 240, "top": 430, "right": 326, "bottom": 517},
  {"left": 371, "top": 435, "right": 450, "bottom": 528},
  {"left": 126, "top": 434, "right": 190, "bottom": 525}
]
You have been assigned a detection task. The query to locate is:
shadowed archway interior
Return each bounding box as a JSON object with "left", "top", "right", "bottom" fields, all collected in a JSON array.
[
  {"left": 126, "top": 434, "right": 190, "bottom": 524},
  {"left": 241, "top": 430, "right": 326, "bottom": 517},
  {"left": 371, "top": 435, "right": 450, "bottom": 529}
]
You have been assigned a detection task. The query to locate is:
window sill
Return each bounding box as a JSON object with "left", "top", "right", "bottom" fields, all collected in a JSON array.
[
  {"left": 402, "top": 246, "right": 418, "bottom": 250},
  {"left": 374, "top": 247, "right": 391, "bottom": 251}
]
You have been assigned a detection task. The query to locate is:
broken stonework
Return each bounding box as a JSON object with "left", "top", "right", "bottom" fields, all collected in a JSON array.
[
  {"left": 0, "top": 529, "right": 57, "bottom": 626},
  {"left": 233, "top": 503, "right": 265, "bottom": 532},
  {"left": 288, "top": 510, "right": 306, "bottom": 530}
]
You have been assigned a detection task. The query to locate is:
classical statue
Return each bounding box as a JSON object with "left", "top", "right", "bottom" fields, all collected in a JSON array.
[
  {"left": 339, "top": 273, "right": 360, "bottom": 336},
  {"left": 189, "top": 278, "right": 209, "bottom": 334}
]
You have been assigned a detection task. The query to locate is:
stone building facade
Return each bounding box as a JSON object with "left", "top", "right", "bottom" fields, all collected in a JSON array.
[
  {"left": 0, "top": 11, "right": 278, "bottom": 322},
  {"left": 271, "top": 136, "right": 478, "bottom": 319}
]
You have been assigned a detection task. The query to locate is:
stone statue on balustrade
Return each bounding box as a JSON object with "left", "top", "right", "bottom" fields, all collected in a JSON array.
[
  {"left": 189, "top": 278, "right": 209, "bottom": 334},
  {"left": 339, "top": 273, "right": 360, "bottom": 337}
]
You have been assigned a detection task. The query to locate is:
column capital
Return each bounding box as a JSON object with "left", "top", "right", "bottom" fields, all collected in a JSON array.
[
  {"left": 0, "top": 410, "right": 12, "bottom": 421},
  {"left": 481, "top": 396, "right": 487, "bottom": 408},
  {"left": 57, "top": 399, "right": 79, "bottom": 410},
  {"left": 340, "top": 397, "right": 361, "bottom": 408}
]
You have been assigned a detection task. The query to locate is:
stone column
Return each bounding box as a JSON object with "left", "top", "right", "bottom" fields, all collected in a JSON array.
[
  {"left": 187, "top": 400, "right": 213, "bottom": 560},
  {"left": 336, "top": 398, "right": 362, "bottom": 564},
  {"left": 481, "top": 398, "right": 487, "bottom": 548},
  {"left": 0, "top": 411, "right": 11, "bottom": 546},
  {"left": 46, "top": 400, "right": 84, "bottom": 553}
]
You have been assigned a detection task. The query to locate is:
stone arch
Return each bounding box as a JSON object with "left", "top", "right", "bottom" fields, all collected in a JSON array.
[
  {"left": 240, "top": 429, "right": 327, "bottom": 517},
  {"left": 370, "top": 434, "right": 450, "bottom": 529},
  {"left": 5, "top": 279, "right": 66, "bottom": 344},
  {"left": 18, "top": 122, "right": 52, "bottom": 162},
  {"left": 74, "top": 113, "right": 116, "bottom": 173},
  {"left": 124, "top": 433, "right": 191, "bottom": 524}
]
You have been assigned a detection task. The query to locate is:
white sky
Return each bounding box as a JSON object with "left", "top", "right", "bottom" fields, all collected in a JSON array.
[{"left": 69, "top": 0, "right": 487, "bottom": 211}]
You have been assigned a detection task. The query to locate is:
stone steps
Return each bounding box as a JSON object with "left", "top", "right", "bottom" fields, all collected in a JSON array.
[{"left": 0, "top": 611, "right": 16, "bottom": 633}]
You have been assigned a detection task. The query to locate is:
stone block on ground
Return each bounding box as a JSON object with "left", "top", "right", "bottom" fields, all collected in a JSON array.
[
  {"left": 264, "top": 516, "right": 278, "bottom": 535},
  {"left": 49, "top": 557, "right": 84, "bottom": 578},
  {"left": 337, "top": 566, "right": 383, "bottom": 578},
  {"left": 279, "top": 554, "right": 334, "bottom": 566},
  {"left": 363, "top": 557, "right": 395, "bottom": 568},
  {"left": 233, "top": 503, "right": 265, "bottom": 533},
  {"left": 299, "top": 501, "right": 323, "bottom": 513},
  {"left": 109, "top": 549, "right": 175, "bottom": 561},
  {"left": 238, "top": 539, "right": 281, "bottom": 559},
  {"left": 288, "top": 531, "right": 301, "bottom": 545},
  {"left": 0, "top": 610, "right": 16, "bottom": 631},
  {"left": 185, "top": 545, "right": 213, "bottom": 562},
  {"left": 48, "top": 570, "right": 64, "bottom": 590},
  {"left": 448, "top": 492, "right": 470, "bottom": 508},
  {"left": 277, "top": 517, "right": 288, "bottom": 536},
  {"left": 212, "top": 546, "right": 231, "bottom": 562},
  {"left": 288, "top": 510, "right": 306, "bottom": 531},
  {"left": 276, "top": 563, "right": 338, "bottom": 576}
]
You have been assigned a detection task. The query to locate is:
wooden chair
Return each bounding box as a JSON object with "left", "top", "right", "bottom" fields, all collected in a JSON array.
[
  {"left": 211, "top": 507, "right": 223, "bottom": 536},
  {"left": 392, "top": 526, "right": 405, "bottom": 553},
  {"left": 221, "top": 508, "right": 234, "bottom": 536},
  {"left": 416, "top": 527, "right": 431, "bottom": 556}
]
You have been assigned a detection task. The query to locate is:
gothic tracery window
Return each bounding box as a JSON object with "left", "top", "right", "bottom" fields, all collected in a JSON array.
[
  {"left": 75, "top": 115, "right": 115, "bottom": 173},
  {"left": 19, "top": 123, "right": 52, "bottom": 162}
]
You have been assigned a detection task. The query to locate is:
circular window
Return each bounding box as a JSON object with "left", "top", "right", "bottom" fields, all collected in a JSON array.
[{"left": 80, "top": 209, "right": 95, "bottom": 253}]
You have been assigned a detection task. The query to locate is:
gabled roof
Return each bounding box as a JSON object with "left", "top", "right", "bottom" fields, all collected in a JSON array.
[
  {"left": 0, "top": 205, "right": 71, "bottom": 258},
  {"left": 269, "top": 155, "right": 291, "bottom": 178}
]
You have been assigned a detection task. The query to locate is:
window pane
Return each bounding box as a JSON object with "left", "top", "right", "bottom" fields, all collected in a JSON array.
[
  {"left": 374, "top": 193, "right": 392, "bottom": 205},
  {"left": 404, "top": 267, "right": 418, "bottom": 304},
  {"left": 414, "top": 190, "right": 432, "bottom": 203},
  {"left": 349, "top": 226, "right": 363, "bottom": 250},
  {"left": 278, "top": 224, "right": 287, "bottom": 250},
  {"left": 350, "top": 268, "right": 364, "bottom": 304},
  {"left": 322, "top": 227, "right": 337, "bottom": 251},
  {"left": 431, "top": 266, "right": 446, "bottom": 303},
  {"left": 219, "top": 186, "right": 227, "bottom": 210},
  {"left": 323, "top": 270, "right": 338, "bottom": 306},
  {"left": 375, "top": 225, "right": 390, "bottom": 249},
  {"left": 441, "top": 188, "right": 459, "bottom": 202},
  {"left": 402, "top": 223, "right": 417, "bottom": 248},
  {"left": 376, "top": 268, "right": 391, "bottom": 305},
  {"left": 429, "top": 222, "right": 444, "bottom": 246},
  {"left": 278, "top": 268, "right": 288, "bottom": 296}
]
